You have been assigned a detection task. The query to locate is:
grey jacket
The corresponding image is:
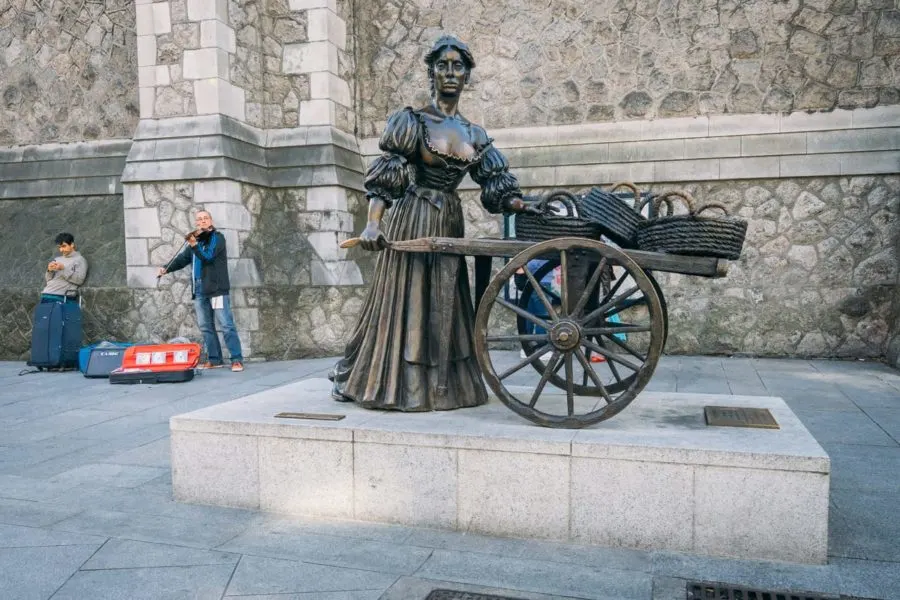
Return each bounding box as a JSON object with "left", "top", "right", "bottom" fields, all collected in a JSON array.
[{"left": 42, "top": 251, "right": 88, "bottom": 296}]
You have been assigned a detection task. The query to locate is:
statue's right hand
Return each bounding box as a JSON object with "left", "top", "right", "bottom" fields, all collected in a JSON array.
[{"left": 359, "top": 224, "right": 386, "bottom": 252}]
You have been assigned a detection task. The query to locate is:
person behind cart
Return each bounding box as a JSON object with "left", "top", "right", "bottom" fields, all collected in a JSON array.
[
  {"left": 41, "top": 232, "right": 88, "bottom": 303},
  {"left": 157, "top": 210, "right": 244, "bottom": 372}
]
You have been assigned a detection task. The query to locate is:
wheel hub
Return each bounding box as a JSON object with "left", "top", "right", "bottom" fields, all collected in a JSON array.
[{"left": 549, "top": 320, "right": 581, "bottom": 351}]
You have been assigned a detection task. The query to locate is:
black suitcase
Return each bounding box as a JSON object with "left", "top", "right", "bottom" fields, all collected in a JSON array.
[
  {"left": 109, "top": 368, "right": 196, "bottom": 385},
  {"left": 28, "top": 300, "right": 82, "bottom": 369}
]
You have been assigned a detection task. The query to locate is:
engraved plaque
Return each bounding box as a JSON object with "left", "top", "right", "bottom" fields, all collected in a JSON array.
[
  {"left": 274, "top": 412, "right": 346, "bottom": 421},
  {"left": 704, "top": 406, "right": 779, "bottom": 429}
]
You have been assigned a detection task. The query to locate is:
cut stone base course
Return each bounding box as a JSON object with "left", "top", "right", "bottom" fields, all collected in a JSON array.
[{"left": 170, "top": 378, "right": 830, "bottom": 564}]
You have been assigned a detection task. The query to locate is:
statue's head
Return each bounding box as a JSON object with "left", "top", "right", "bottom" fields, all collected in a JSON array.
[{"left": 424, "top": 35, "right": 475, "bottom": 99}]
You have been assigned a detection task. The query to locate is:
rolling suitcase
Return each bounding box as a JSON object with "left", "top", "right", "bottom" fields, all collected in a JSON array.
[{"left": 28, "top": 299, "right": 82, "bottom": 369}]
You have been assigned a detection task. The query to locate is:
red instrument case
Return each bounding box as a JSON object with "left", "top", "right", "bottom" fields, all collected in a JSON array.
[{"left": 109, "top": 343, "right": 201, "bottom": 385}]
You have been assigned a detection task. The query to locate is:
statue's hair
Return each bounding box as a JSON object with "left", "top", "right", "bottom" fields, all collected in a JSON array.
[{"left": 425, "top": 35, "right": 475, "bottom": 97}]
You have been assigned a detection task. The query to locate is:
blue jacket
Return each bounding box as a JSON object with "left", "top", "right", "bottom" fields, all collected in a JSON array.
[{"left": 164, "top": 229, "right": 230, "bottom": 298}]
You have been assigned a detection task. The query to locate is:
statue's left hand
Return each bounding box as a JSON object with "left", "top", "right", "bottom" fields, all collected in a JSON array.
[{"left": 504, "top": 196, "right": 543, "bottom": 215}]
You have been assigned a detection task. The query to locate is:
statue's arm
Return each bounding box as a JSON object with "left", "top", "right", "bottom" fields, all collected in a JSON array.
[
  {"left": 357, "top": 108, "right": 418, "bottom": 249},
  {"left": 471, "top": 143, "right": 527, "bottom": 214}
]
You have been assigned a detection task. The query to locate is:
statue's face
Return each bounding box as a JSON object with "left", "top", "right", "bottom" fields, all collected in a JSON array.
[{"left": 432, "top": 48, "right": 468, "bottom": 97}]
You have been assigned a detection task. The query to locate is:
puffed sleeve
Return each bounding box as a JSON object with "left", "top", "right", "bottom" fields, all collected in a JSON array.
[
  {"left": 470, "top": 142, "right": 522, "bottom": 214},
  {"left": 364, "top": 107, "right": 418, "bottom": 208}
]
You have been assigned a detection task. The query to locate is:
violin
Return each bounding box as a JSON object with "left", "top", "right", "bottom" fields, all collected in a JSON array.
[{"left": 184, "top": 227, "right": 212, "bottom": 241}]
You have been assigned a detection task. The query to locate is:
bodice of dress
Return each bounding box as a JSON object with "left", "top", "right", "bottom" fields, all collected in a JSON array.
[
  {"left": 410, "top": 113, "right": 487, "bottom": 193},
  {"left": 364, "top": 106, "right": 521, "bottom": 215}
]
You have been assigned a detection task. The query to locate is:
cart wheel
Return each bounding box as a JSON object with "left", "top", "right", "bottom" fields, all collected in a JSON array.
[
  {"left": 475, "top": 238, "right": 666, "bottom": 428},
  {"left": 515, "top": 261, "right": 668, "bottom": 395}
]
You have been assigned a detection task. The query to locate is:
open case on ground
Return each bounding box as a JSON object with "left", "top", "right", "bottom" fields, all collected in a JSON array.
[{"left": 109, "top": 343, "right": 201, "bottom": 385}]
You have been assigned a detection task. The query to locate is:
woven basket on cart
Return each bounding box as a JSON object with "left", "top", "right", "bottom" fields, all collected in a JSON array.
[
  {"left": 515, "top": 190, "right": 604, "bottom": 242},
  {"left": 579, "top": 181, "right": 648, "bottom": 248},
  {"left": 635, "top": 191, "right": 748, "bottom": 260}
]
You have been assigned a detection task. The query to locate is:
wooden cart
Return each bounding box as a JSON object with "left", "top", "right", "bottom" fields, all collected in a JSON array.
[{"left": 378, "top": 236, "right": 729, "bottom": 429}]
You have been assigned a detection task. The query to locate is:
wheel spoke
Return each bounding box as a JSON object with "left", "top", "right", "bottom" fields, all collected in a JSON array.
[
  {"left": 582, "top": 338, "right": 642, "bottom": 372},
  {"left": 599, "top": 269, "right": 626, "bottom": 306},
  {"left": 529, "top": 351, "right": 562, "bottom": 407},
  {"left": 581, "top": 285, "right": 640, "bottom": 326},
  {"left": 486, "top": 333, "right": 550, "bottom": 343},
  {"left": 522, "top": 267, "right": 559, "bottom": 323},
  {"left": 596, "top": 336, "right": 625, "bottom": 384},
  {"left": 559, "top": 250, "right": 569, "bottom": 317},
  {"left": 497, "top": 297, "right": 552, "bottom": 331},
  {"left": 564, "top": 352, "right": 574, "bottom": 416},
  {"left": 583, "top": 325, "right": 652, "bottom": 335},
  {"left": 600, "top": 331, "right": 648, "bottom": 362},
  {"left": 574, "top": 347, "right": 613, "bottom": 405},
  {"left": 497, "top": 343, "right": 552, "bottom": 380},
  {"left": 572, "top": 258, "right": 607, "bottom": 318}
]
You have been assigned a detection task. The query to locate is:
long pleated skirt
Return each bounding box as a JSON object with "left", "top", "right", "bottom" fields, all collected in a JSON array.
[{"left": 329, "top": 186, "right": 488, "bottom": 411}]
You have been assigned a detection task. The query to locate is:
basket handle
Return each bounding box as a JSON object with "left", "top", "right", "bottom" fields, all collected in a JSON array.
[
  {"left": 649, "top": 190, "right": 695, "bottom": 216},
  {"left": 693, "top": 202, "right": 730, "bottom": 217},
  {"left": 609, "top": 181, "right": 641, "bottom": 200},
  {"left": 539, "top": 190, "right": 578, "bottom": 218}
]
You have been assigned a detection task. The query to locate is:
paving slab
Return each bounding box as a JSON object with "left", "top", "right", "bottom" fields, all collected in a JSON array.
[
  {"left": 252, "top": 514, "right": 417, "bottom": 544},
  {"left": 223, "top": 554, "right": 397, "bottom": 596},
  {"left": 51, "top": 563, "right": 237, "bottom": 600},
  {"left": 51, "top": 508, "right": 251, "bottom": 549},
  {"left": 0, "top": 544, "right": 102, "bottom": 600},
  {"left": 0, "top": 497, "right": 85, "bottom": 528},
  {"left": 650, "top": 550, "right": 842, "bottom": 594},
  {"left": 380, "top": 576, "right": 589, "bottom": 600},
  {"left": 219, "top": 528, "right": 433, "bottom": 574},
  {"left": 0, "top": 473, "right": 82, "bottom": 502},
  {"left": 829, "top": 489, "right": 900, "bottom": 562},
  {"left": 0, "top": 522, "right": 107, "bottom": 548},
  {"left": 102, "top": 437, "right": 171, "bottom": 467},
  {"left": 416, "top": 548, "right": 653, "bottom": 600},
  {"left": 82, "top": 538, "right": 240, "bottom": 570},
  {"left": 794, "top": 410, "right": 898, "bottom": 446},
  {"left": 833, "top": 557, "right": 900, "bottom": 599},
  {"left": 824, "top": 443, "right": 900, "bottom": 492},
  {"left": 858, "top": 408, "right": 900, "bottom": 443}
]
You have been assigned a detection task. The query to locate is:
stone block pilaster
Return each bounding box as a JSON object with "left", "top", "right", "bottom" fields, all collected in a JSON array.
[{"left": 283, "top": 0, "right": 354, "bottom": 131}]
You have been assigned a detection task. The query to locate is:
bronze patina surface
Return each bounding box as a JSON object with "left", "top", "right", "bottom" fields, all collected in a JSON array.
[{"left": 704, "top": 406, "right": 779, "bottom": 429}]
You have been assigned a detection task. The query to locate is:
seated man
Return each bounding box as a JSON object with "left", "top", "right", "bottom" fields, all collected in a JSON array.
[{"left": 41, "top": 232, "right": 88, "bottom": 303}]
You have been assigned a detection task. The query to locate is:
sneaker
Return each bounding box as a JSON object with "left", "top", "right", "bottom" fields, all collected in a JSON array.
[
  {"left": 231, "top": 362, "right": 244, "bottom": 372},
  {"left": 590, "top": 354, "right": 606, "bottom": 363},
  {"left": 198, "top": 362, "right": 223, "bottom": 369}
]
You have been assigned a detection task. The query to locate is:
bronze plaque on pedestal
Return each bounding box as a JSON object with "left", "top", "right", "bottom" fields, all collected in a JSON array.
[
  {"left": 704, "top": 406, "right": 779, "bottom": 429},
  {"left": 274, "top": 412, "right": 346, "bottom": 421}
]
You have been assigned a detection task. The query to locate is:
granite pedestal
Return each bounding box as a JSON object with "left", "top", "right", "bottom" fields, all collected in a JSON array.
[{"left": 170, "top": 378, "right": 830, "bottom": 564}]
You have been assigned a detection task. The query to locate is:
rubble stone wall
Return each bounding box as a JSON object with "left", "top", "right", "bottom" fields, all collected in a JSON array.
[
  {"left": 0, "top": 0, "right": 138, "bottom": 145},
  {"left": 0, "top": 195, "right": 126, "bottom": 289},
  {"left": 354, "top": 0, "right": 900, "bottom": 135}
]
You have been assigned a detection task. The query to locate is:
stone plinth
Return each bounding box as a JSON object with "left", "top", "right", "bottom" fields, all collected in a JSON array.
[{"left": 170, "top": 378, "right": 830, "bottom": 564}]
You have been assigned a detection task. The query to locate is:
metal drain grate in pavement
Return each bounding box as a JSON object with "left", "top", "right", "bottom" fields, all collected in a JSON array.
[
  {"left": 425, "top": 590, "right": 528, "bottom": 600},
  {"left": 687, "top": 581, "right": 875, "bottom": 600}
]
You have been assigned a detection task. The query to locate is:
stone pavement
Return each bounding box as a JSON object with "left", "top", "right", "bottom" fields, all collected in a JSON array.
[{"left": 0, "top": 354, "right": 898, "bottom": 600}]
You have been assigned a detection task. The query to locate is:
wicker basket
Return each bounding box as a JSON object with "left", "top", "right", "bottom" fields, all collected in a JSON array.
[
  {"left": 579, "top": 181, "right": 647, "bottom": 248},
  {"left": 515, "top": 191, "right": 604, "bottom": 242},
  {"left": 635, "top": 191, "right": 747, "bottom": 260}
]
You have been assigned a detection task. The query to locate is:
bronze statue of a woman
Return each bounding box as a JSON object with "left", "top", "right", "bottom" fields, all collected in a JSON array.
[{"left": 329, "top": 35, "right": 537, "bottom": 411}]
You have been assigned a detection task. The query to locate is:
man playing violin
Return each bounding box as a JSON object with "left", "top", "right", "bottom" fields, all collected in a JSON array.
[{"left": 157, "top": 210, "right": 244, "bottom": 372}]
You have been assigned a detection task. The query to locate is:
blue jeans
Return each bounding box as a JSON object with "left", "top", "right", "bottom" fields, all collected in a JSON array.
[{"left": 193, "top": 294, "right": 243, "bottom": 364}]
